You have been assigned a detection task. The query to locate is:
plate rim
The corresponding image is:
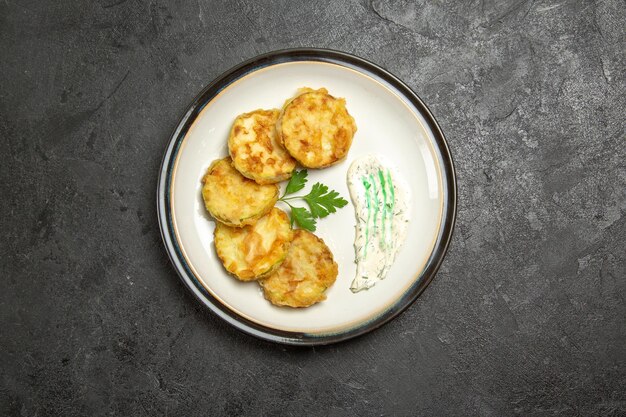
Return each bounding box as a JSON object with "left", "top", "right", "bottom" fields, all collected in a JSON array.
[{"left": 157, "top": 47, "right": 457, "bottom": 346}]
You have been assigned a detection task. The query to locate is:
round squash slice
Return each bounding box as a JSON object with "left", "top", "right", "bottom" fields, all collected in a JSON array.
[
  {"left": 259, "top": 229, "right": 338, "bottom": 307},
  {"left": 201, "top": 157, "right": 278, "bottom": 227},
  {"left": 214, "top": 208, "right": 293, "bottom": 281},
  {"left": 277, "top": 87, "right": 357, "bottom": 168},
  {"left": 228, "top": 109, "right": 296, "bottom": 184}
]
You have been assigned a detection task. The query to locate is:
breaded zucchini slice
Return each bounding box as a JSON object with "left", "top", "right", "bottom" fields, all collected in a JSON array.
[
  {"left": 259, "top": 229, "right": 338, "bottom": 307},
  {"left": 214, "top": 208, "right": 293, "bottom": 281},
  {"left": 228, "top": 109, "right": 296, "bottom": 184},
  {"left": 277, "top": 87, "right": 357, "bottom": 168},
  {"left": 201, "top": 157, "right": 278, "bottom": 227}
]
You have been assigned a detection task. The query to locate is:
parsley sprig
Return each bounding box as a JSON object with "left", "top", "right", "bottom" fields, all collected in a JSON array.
[{"left": 278, "top": 170, "right": 349, "bottom": 231}]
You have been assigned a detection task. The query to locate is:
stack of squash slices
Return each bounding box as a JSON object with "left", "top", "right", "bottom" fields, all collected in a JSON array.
[{"left": 201, "top": 88, "right": 357, "bottom": 308}]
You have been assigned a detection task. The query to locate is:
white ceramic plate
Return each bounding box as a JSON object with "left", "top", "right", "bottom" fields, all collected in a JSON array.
[{"left": 158, "top": 49, "right": 456, "bottom": 345}]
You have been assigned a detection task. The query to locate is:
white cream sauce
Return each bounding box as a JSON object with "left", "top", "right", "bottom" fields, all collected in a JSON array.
[{"left": 347, "top": 155, "right": 411, "bottom": 292}]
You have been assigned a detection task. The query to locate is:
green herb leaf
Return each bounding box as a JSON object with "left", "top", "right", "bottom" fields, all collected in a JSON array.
[
  {"left": 284, "top": 169, "right": 308, "bottom": 196},
  {"left": 278, "top": 171, "right": 347, "bottom": 229},
  {"left": 303, "top": 182, "right": 349, "bottom": 218},
  {"left": 290, "top": 206, "right": 316, "bottom": 231}
]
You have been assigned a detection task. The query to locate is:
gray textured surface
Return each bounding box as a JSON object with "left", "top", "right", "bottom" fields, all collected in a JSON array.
[{"left": 1, "top": 0, "right": 625, "bottom": 415}]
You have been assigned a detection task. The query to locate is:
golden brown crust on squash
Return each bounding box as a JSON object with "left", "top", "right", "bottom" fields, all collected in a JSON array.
[
  {"left": 259, "top": 229, "right": 338, "bottom": 307},
  {"left": 201, "top": 157, "right": 278, "bottom": 227},
  {"left": 229, "top": 109, "right": 296, "bottom": 184},
  {"left": 277, "top": 88, "right": 357, "bottom": 168},
  {"left": 214, "top": 208, "right": 293, "bottom": 281}
]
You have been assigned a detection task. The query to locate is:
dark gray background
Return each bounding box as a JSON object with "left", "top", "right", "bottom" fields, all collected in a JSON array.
[{"left": 1, "top": 0, "right": 624, "bottom": 415}]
